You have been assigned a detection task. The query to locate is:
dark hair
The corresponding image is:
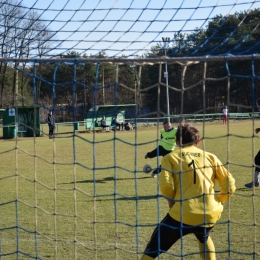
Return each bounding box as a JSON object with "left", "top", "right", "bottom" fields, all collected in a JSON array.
[
  {"left": 163, "top": 120, "right": 171, "bottom": 125},
  {"left": 176, "top": 123, "right": 200, "bottom": 146}
]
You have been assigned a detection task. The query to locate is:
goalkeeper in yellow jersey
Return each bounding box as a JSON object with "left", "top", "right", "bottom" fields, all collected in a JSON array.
[{"left": 141, "top": 123, "right": 236, "bottom": 260}]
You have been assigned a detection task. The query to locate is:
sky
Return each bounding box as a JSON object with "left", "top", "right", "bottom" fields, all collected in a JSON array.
[{"left": 14, "top": 0, "right": 260, "bottom": 57}]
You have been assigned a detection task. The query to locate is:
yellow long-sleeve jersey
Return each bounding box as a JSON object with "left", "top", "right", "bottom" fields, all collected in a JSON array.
[{"left": 160, "top": 145, "right": 236, "bottom": 227}]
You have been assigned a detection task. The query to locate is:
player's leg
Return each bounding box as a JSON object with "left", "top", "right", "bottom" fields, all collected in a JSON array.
[
  {"left": 141, "top": 214, "right": 181, "bottom": 259},
  {"left": 194, "top": 226, "right": 215, "bottom": 260},
  {"left": 151, "top": 167, "right": 161, "bottom": 178},
  {"left": 145, "top": 148, "right": 158, "bottom": 159},
  {"left": 151, "top": 148, "right": 172, "bottom": 177},
  {"left": 223, "top": 115, "right": 226, "bottom": 124},
  {"left": 198, "top": 236, "right": 216, "bottom": 260},
  {"left": 49, "top": 125, "right": 53, "bottom": 138},
  {"left": 146, "top": 146, "right": 162, "bottom": 176},
  {"left": 146, "top": 145, "right": 168, "bottom": 159},
  {"left": 245, "top": 150, "right": 260, "bottom": 188},
  {"left": 255, "top": 150, "right": 260, "bottom": 173}
]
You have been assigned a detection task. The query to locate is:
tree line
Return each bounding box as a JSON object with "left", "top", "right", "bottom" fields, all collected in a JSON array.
[{"left": 0, "top": 0, "right": 260, "bottom": 119}]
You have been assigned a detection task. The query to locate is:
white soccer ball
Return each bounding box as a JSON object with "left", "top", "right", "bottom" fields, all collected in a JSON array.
[{"left": 143, "top": 164, "right": 152, "bottom": 174}]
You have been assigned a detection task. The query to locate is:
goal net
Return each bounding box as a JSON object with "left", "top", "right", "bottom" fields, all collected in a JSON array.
[{"left": 0, "top": 1, "right": 260, "bottom": 259}]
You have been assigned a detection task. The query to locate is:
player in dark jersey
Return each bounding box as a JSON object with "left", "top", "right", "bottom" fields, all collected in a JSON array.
[{"left": 244, "top": 127, "right": 260, "bottom": 188}]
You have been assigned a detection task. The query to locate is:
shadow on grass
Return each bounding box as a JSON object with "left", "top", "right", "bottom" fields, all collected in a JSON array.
[
  {"left": 60, "top": 176, "right": 151, "bottom": 185},
  {"left": 235, "top": 187, "right": 259, "bottom": 191}
]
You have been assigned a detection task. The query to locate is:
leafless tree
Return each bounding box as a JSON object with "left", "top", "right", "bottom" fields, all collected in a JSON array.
[{"left": 0, "top": 0, "right": 56, "bottom": 107}]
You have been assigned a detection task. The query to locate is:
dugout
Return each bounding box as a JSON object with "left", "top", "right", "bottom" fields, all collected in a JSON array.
[
  {"left": 84, "top": 104, "right": 136, "bottom": 130},
  {"left": 2, "top": 106, "right": 40, "bottom": 139}
]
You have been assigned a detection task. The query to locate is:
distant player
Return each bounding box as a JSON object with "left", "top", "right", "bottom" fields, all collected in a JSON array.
[
  {"left": 101, "top": 115, "right": 110, "bottom": 132},
  {"left": 244, "top": 99, "right": 260, "bottom": 188},
  {"left": 222, "top": 106, "right": 228, "bottom": 125},
  {"left": 244, "top": 127, "right": 260, "bottom": 188},
  {"left": 141, "top": 122, "right": 236, "bottom": 260},
  {"left": 114, "top": 114, "right": 124, "bottom": 131},
  {"left": 46, "top": 111, "right": 55, "bottom": 139},
  {"left": 144, "top": 120, "right": 177, "bottom": 177}
]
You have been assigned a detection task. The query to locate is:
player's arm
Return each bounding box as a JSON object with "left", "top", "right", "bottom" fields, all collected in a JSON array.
[
  {"left": 214, "top": 157, "right": 236, "bottom": 202},
  {"left": 160, "top": 156, "right": 176, "bottom": 208}
]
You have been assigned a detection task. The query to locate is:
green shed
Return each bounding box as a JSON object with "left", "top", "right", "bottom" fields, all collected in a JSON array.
[{"left": 2, "top": 106, "right": 40, "bottom": 139}]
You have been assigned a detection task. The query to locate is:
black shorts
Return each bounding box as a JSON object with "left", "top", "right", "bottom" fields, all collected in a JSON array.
[
  {"left": 255, "top": 150, "right": 260, "bottom": 172},
  {"left": 143, "top": 214, "right": 214, "bottom": 258}
]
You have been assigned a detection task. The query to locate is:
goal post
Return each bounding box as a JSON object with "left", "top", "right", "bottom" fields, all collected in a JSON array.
[{"left": 1, "top": 1, "right": 260, "bottom": 259}]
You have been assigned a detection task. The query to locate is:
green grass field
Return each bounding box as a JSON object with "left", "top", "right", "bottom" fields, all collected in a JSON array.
[{"left": 0, "top": 120, "right": 260, "bottom": 260}]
